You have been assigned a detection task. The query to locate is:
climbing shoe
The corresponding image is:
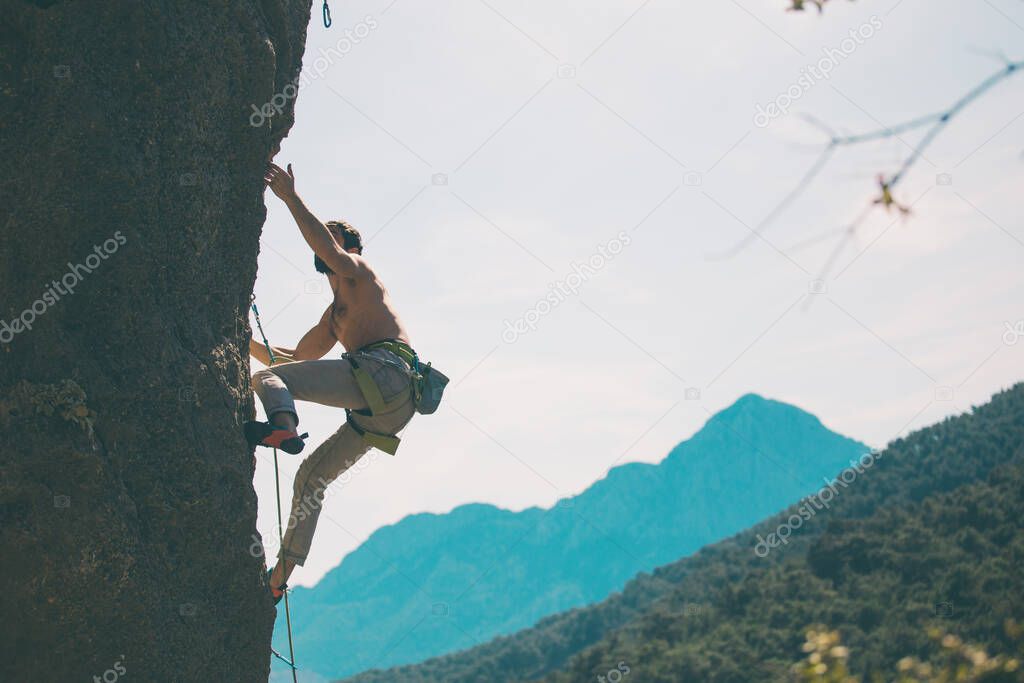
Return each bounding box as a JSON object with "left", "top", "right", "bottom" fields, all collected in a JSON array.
[
  {"left": 244, "top": 420, "right": 308, "bottom": 455},
  {"left": 267, "top": 567, "right": 286, "bottom": 605}
]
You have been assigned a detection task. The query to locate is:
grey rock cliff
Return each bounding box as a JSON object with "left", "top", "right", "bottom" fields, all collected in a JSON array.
[{"left": 0, "top": 1, "right": 312, "bottom": 679}]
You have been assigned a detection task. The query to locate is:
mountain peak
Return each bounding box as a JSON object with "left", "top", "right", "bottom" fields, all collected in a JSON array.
[
  {"left": 668, "top": 394, "right": 865, "bottom": 471},
  {"left": 709, "top": 393, "right": 823, "bottom": 429},
  {"left": 724, "top": 392, "right": 795, "bottom": 412}
]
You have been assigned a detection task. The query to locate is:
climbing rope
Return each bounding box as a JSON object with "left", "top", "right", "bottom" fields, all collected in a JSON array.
[
  {"left": 270, "top": 445, "right": 299, "bottom": 683},
  {"left": 322, "top": 0, "right": 332, "bottom": 28},
  {"left": 251, "top": 295, "right": 298, "bottom": 683},
  {"left": 251, "top": 297, "right": 277, "bottom": 366}
]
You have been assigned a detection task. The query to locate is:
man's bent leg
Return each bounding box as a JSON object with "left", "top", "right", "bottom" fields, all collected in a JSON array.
[
  {"left": 252, "top": 359, "right": 369, "bottom": 425},
  {"left": 278, "top": 422, "right": 371, "bottom": 571}
]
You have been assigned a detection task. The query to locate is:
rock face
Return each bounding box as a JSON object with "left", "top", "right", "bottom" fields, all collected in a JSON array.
[{"left": 0, "top": 2, "right": 311, "bottom": 680}]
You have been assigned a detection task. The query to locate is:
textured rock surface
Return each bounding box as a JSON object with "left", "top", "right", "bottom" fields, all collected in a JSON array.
[{"left": 0, "top": 1, "right": 311, "bottom": 679}]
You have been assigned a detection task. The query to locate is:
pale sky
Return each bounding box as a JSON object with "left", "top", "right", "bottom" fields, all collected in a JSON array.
[{"left": 251, "top": 0, "right": 1024, "bottom": 586}]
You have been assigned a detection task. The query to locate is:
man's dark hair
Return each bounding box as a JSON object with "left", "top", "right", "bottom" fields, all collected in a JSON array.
[
  {"left": 315, "top": 220, "right": 363, "bottom": 274},
  {"left": 327, "top": 220, "right": 362, "bottom": 254}
]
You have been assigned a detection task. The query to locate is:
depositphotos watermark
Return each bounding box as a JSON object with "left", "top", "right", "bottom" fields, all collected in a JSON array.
[
  {"left": 1, "top": 231, "right": 127, "bottom": 345},
  {"left": 251, "top": 474, "right": 332, "bottom": 560},
  {"left": 92, "top": 655, "right": 126, "bottom": 683},
  {"left": 250, "top": 450, "right": 385, "bottom": 559},
  {"left": 596, "top": 661, "right": 631, "bottom": 683},
  {"left": 753, "top": 448, "right": 882, "bottom": 557},
  {"left": 1003, "top": 320, "right": 1023, "bottom": 346},
  {"left": 502, "top": 231, "right": 632, "bottom": 344},
  {"left": 249, "top": 15, "right": 379, "bottom": 127},
  {"left": 754, "top": 16, "right": 883, "bottom": 128}
]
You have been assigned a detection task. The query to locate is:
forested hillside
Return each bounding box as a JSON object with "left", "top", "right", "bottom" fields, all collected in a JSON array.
[{"left": 345, "top": 383, "right": 1024, "bottom": 682}]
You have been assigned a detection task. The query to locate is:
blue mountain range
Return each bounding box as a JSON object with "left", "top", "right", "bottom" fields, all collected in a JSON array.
[{"left": 275, "top": 393, "right": 867, "bottom": 681}]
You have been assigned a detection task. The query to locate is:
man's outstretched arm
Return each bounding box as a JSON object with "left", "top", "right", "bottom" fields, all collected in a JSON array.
[{"left": 264, "top": 163, "right": 361, "bottom": 279}]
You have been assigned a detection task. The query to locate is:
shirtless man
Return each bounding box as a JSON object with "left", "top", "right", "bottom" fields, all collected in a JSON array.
[{"left": 249, "top": 163, "right": 420, "bottom": 602}]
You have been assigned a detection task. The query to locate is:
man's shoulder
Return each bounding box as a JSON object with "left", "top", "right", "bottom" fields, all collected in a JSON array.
[{"left": 349, "top": 253, "right": 376, "bottom": 277}]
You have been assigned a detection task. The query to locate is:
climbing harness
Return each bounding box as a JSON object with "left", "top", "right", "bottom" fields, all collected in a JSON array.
[
  {"left": 364, "top": 340, "right": 450, "bottom": 416},
  {"left": 322, "top": 0, "right": 332, "bottom": 28},
  {"left": 250, "top": 296, "right": 299, "bottom": 683},
  {"left": 343, "top": 339, "right": 449, "bottom": 455}
]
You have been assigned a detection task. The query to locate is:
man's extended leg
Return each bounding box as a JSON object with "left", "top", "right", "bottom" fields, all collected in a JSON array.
[
  {"left": 252, "top": 359, "right": 370, "bottom": 588},
  {"left": 272, "top": 422, "right": 371, "bottom": 587},
  {"left": 253, "top": 353, "right": 414, "bottom": 590}
]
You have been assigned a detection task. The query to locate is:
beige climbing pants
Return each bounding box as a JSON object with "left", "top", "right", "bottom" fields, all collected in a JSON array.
[{"left": 252, "top": 348, "right": 416, "bottom": 565}]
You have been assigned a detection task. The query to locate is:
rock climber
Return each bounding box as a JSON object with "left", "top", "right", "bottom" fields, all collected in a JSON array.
[{"left": 248, "top": 162, "right": 446, "bottom": 604}]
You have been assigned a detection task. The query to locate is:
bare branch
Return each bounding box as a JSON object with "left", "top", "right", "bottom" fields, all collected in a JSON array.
[{"left": 714, "top": 61, "right": 1022, "bottom": 266}]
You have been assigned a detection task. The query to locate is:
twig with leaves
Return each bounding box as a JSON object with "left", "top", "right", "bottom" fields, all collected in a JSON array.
[{"left": 712, "top": 58, "right": 1022, "bottom": 287}]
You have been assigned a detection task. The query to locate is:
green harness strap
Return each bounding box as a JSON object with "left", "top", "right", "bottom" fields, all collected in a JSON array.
[
  {"left": 350, "top": 361, "right": 408, "bottom": 415},
  {"left": 346, "top": 414, "right": 401, "bottom": 455},
  {"left": 345, "top": 340, "right": 419, "bottom": 456},
  {"left": 364, "top": 340, "right": 426, "bottom": 407}
]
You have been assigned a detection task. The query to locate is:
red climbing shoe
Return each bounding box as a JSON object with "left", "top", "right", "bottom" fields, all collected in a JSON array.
[
  {"left": 244, "top": 420, "right": 308, "bottom": 455},
  {"left": 268, "top": 567, "right": 286, "bottom": 605}
]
